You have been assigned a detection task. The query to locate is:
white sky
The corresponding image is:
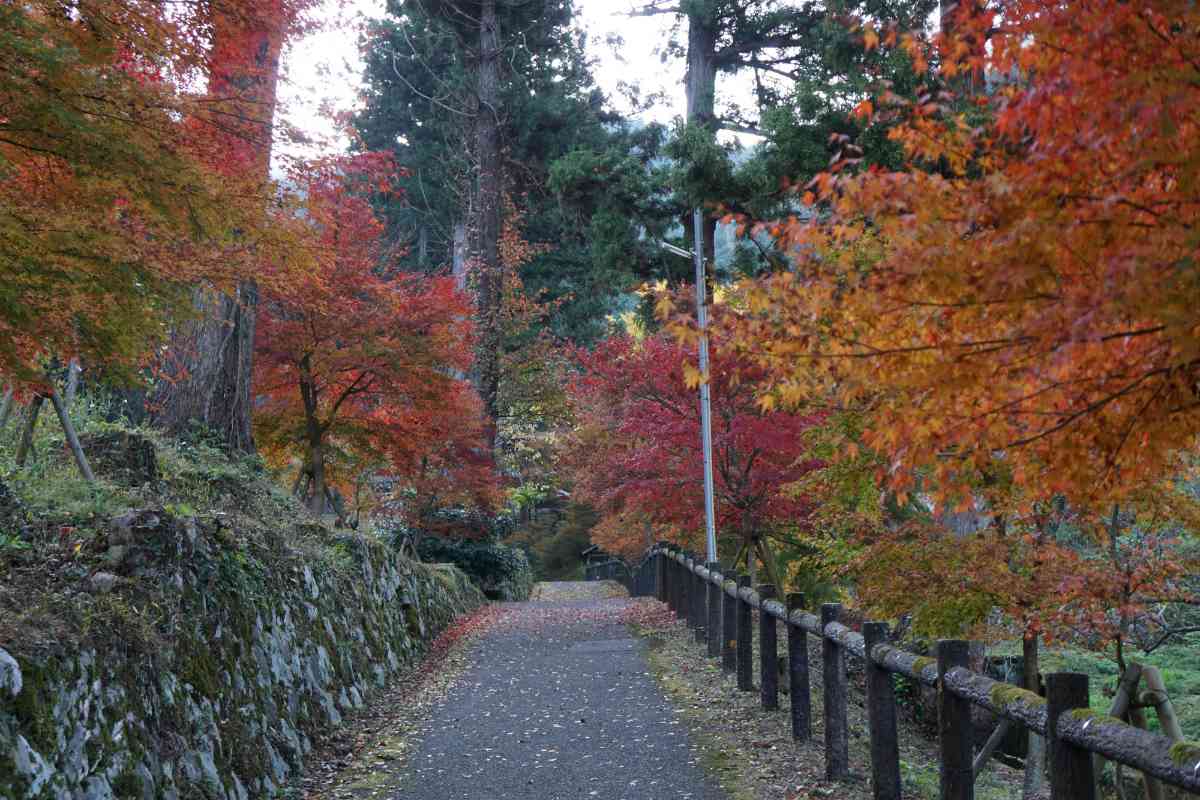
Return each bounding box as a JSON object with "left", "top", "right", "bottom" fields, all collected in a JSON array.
[{"left": 277, "top": 1, "right": 698, "bottom": 158}]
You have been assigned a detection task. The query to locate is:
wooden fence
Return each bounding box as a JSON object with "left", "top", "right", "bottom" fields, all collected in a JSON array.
[{"left": 616, "top": 544, "right": 1200, "bottom": 800}]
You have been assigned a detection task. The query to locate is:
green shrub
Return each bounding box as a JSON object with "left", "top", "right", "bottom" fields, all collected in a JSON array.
[{"left": 414, "top": 537, "right": 534, "bottom": 601}]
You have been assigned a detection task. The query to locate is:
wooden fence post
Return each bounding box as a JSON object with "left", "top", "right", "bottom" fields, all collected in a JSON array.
[
  {"left": 656, "top": 550, "right": 667, "bottom": 603},
  {"left": 864, "top": 622, "right": 901, "bottom": 800},
  {"left": 722, "top": 573, "right": 737, "bottom": 674},
  {"left": 822, "top": 603, "right": 849, "bottom": 780},
  {"left": 737, "top": 574, "right": 754, "bottom": 692},
  {"left": 706, "top": 563, "right": 722, "bottom": 658},
  {"left": 671, "top": 552, "right": 683, "bottom": 617},
  {"left": 693, "top": 556, "right": 707, "bottom": 644},
  {"left": 665, "top": 551, "right": 674, "bottom": 612},
  {"left": 680, "top": 554, "right": 691, "bottom": 623},
  {"left": 1047, "top": 673, "right": 1095, "bottom": 800},
  {"left": 938, "top": 640, "right": 974, "bottom": 800},
  {"left": 787, "top": 593, "right": 811, "bottom": 741},
  {"left": 758, "top": 584, "right": 779, "bottom": 710},
  {"left": 691, "top": 556, "right": 700, "bottom": 633}
]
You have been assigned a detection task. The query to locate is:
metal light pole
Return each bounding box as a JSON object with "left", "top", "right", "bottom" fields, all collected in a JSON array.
[{"left": 660, "top": 210, "right": 719, "bottom": 565}]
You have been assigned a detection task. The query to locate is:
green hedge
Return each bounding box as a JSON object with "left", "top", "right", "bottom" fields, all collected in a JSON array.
[{"left": 415, "top": 538, "right": 534, "bottom": 601}]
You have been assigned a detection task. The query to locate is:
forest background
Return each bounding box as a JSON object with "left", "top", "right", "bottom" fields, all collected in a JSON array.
[{"left": 2, "top": 0, "right": 1200, "bottom": 777}]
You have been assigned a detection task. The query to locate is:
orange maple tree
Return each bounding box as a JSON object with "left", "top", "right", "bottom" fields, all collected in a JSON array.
[
  {"left": 661, "top": 0, "right": 1200, "bottom": 658},
  {"left": 702, "top": 0, "right": 1200, "bottom": 515},
  {"left": 0, "top": 1, "right": 316, "bottom": 387}
]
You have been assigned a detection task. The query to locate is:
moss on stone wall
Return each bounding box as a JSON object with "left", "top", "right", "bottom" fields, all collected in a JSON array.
[{"left": 0, "top": 432, "right": 484, "bottom": 800}]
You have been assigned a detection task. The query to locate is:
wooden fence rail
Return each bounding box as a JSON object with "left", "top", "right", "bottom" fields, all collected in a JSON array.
[{"left": 611, "top": 544, "right": 1200, "bottom": 800}]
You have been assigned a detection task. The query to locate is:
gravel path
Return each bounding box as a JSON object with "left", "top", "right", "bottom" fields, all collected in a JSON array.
[{"left": 388, "top": 582, "right": 727, "bottom": 800}]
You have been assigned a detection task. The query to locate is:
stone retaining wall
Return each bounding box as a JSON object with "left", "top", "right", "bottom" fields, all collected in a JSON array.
[{"left": 0, "top": 511, "right": 483, "bottom": 800}]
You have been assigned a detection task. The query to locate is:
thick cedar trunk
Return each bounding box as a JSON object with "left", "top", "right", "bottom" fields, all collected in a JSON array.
[
  {"left": 152, "top": 9, "right": 282, "bottom": 452},
  {"left": 473, "top": 0, "right": 503, "bottom": 450},
  {"left": 155, "top": 285, "right": 258, "bottom": 451}
]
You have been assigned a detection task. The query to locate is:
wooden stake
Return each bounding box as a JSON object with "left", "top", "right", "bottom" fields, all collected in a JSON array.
[
  {"left": 48, "top": 387, "right": 95, "bottom": 482},
  {"left": 15, "top": 395, "right": 44, "bottom": 467}
]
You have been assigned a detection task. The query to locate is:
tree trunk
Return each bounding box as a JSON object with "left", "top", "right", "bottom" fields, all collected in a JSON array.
[
  {"left": 1127, "top": 704, "right": 1164, "bottom": 800},
  {"left": 417, "top": 223, "right": 429, "bottom": 269},
  {"left": 308, "top": 440, "right": 326, "bottom": 516},
  {"left": 64, "top": 359, "right": 81, "bottom": 407},
  {"left": 473, "top": 0, "right": 503, "bottom": 451},
  {"left": 0, "top": 386, "right": 13, "bottom": 433},
  {"left": 453, "top": 220, "right": 468, "bottom": 290},
  {"left": 1141, "top": 667, "right": 1183, "bottom": 742},
  {"left": 291, "top": 462, "right": 308, "bottom": 496},
  {"left": 1096, "top": 663, "right": 1143, "bottom": 796},
  {"left": 153, "top": 286, "right": 258, "bottom": 451},
  {"left": 48, "top": 386, "right": 95, "bottom": 482},
  {"left": 299, "top": 357, "right": 325, "bottom": 516},
  {"left": 755, "top": 537, "right": 785, "bottom": 591},
  {"left": 15, "top": 395, "right": 44, "bottom": 467},
  {"left": 152, "top": 7, "right": 282, "bottom": 452}
]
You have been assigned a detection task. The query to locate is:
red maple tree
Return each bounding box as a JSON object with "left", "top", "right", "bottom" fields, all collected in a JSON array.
[
  {"left": 254, "top": 151, "right": 492, "bottom": 519},
  {"left": 565, "top": 317, "right": 825, "bottom": 578}
]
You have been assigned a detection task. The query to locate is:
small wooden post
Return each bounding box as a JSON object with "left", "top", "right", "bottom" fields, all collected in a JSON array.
[
  {"left": 938, "top": 640, "right": 974, "bottom": 800},
  {"left": 656, "top": 550, "right": 668, "bottom": 602},
  {"left": 864, "top": 622, "right": 901, "bottom": 800},
  {"left": 693, "top": 556, "right": 707, "bottom": 644},
  {"left": 787, "top": 593, "right": 811, "bottom": 741},
  {"left": 722, "top": 573, "right": 737, "bottom": 674},
  {"left": 1047, "top": 673, "right": 1095, "bottom": 800},
  {"left": 677, "top": 554, "right": 689, "bottom": 620},
  {"left": 822, "top": 603, "right": 848, "bottom": 780},
  {"left": 684, "top": 554, "right": 697, "bottom": 629},
  {"left": 736, "top": 574, "right": 754, "bottom": 692},
  {"left": 669, "top": 552, "right": 681, "bottom": 616},
  {"left": 758, "top": 584, "right": 778, "bottom": 710},
  {"left": 706, "top": 562, "right": 722, "bottom": 658},
  {"left": 15, "top": 394, "right": 44, "bottom": 467}
]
